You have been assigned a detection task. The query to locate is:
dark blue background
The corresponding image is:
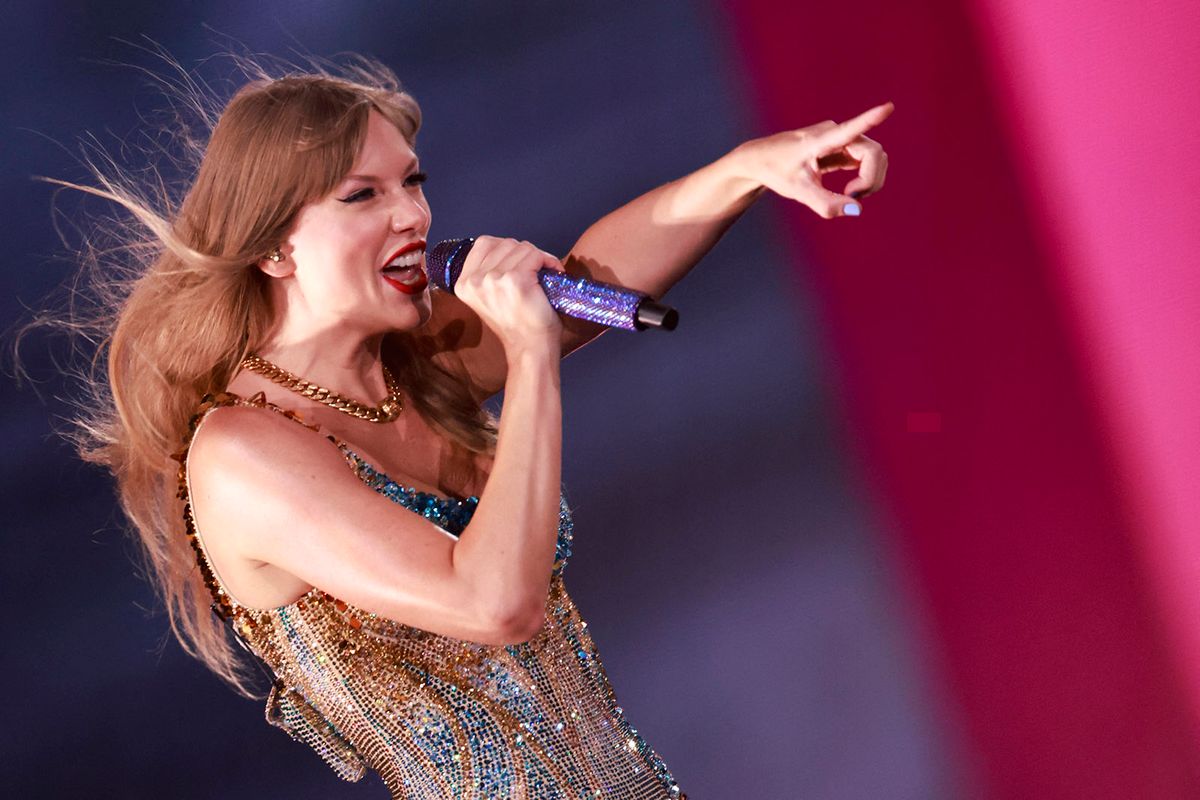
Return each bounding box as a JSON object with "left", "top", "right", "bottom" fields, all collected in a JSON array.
[{"left": 1, "top": 2, "right": 964, "bottom": 797}]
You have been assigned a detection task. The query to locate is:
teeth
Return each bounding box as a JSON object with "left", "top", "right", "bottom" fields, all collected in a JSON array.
[{"left": 385, "top": 249, "right": 424, "bottom": 269}]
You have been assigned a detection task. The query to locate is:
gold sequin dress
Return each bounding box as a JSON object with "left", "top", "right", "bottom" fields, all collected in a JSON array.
[{"left": 176, "top": 392, "right": 686, "bottom": 800}]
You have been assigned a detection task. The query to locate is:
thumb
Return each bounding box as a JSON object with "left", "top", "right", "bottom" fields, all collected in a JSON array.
[{"left": 802, "top": 182, "right": 862, "bottom": 219}]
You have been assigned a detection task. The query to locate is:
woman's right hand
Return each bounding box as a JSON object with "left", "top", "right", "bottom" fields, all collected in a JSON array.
[{"left": 448, "top": 236, "right": 564, "bottom": 355}]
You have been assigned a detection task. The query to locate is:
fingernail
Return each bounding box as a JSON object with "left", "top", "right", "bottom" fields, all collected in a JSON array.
[{"left": 843, "top": 203, "right": 861, "bottom": 216}]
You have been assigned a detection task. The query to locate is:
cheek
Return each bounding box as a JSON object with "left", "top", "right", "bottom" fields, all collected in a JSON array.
[{"left": 295, "top": 221, "right": 384, "bottom": 288}]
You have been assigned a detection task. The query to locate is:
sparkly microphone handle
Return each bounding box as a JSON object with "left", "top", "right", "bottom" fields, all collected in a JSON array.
[{"left": 427, "top": 238, "right": 678, "bottom": 332}]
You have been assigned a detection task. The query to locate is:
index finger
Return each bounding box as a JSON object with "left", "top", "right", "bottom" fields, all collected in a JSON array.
[{"left": 814, "top": 101, "right": 895, "bottom": 150}]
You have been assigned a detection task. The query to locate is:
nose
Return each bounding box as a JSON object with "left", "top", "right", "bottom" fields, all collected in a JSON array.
[{"left": 390, "top": 190, "right": 430, "bottom": 235}]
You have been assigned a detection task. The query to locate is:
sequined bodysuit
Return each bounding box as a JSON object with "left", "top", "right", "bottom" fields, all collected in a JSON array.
[{"left": 176, "top": 392, "right": 685, "bottom": 799}]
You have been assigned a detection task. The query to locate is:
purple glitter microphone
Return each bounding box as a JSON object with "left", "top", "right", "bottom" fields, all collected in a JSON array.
[{"left": 427, "top": 238, "right": 678, "bottom": 332}]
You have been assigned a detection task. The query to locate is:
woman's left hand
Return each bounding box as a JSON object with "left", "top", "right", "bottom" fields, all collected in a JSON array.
[{"left": 733, "top": 101, "right": 894, "bottom": 219}]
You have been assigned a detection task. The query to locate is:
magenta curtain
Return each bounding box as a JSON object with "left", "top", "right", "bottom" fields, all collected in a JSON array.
[{"left": 725, "top": 0, "right": 1200, "bottom": 796}]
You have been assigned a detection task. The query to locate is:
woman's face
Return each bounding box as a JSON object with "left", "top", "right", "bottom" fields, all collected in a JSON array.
[{"left": 275, "top": 109, "right": 433, "bottom": 337}]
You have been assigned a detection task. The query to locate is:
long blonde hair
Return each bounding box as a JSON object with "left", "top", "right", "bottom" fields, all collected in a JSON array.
[{"left": 54, "top": 56, "right": 497, "bottom": 695}]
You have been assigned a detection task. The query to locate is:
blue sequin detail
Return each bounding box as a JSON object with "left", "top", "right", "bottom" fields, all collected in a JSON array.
[
  {"left": 184, "top": 395, "right": 682, "bottom": 798},
  {"left": 338, "top": 445, "right": 479, "bottom": 535},
  {"left": 337, "top": 443, "right": 575, "bottom": 575}
]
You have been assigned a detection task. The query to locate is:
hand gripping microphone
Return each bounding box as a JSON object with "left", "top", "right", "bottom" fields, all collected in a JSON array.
[{"left": 427, "top": 238, "right": 679, "bottom": 332}]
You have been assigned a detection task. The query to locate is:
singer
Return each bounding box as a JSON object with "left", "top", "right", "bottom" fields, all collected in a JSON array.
[{"left": 66, "top": 57, "right": 890, "bottom": 798}]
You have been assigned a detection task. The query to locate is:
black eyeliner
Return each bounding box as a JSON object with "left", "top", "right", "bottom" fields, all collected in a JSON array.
[{"left": 338, "top": 187, "right": 374, "bottom": 203}]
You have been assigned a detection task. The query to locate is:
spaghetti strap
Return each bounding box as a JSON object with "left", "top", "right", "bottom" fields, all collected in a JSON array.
[
  {"left": 174, "top": 390, "right": 325, "bottom": 618},
  {"left": 174, "top": 390, "right": 485, "bottom": 615},
  {"left": 181, "top": 388, "right": 347, "bottom": 450},
  {"left": 185, "top": 390, "right": 479, "bottom": 504}
]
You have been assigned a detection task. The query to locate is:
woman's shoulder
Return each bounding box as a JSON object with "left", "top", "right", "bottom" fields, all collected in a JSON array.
[
  {"left": 181, "top": 395, "right": 352, "bottom": 609},
  {"left": 185, "top": 393, "right": 340, "bottom": 487}
]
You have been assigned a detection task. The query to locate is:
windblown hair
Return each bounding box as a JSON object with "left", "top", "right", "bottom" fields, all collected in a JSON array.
[{"left": 52, "top": 56, "right": 497, "bottom": 695}]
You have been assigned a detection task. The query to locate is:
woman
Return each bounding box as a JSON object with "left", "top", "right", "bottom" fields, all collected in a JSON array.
[{"left": 76, "top": 59, "right": 890, "bottom": 798}]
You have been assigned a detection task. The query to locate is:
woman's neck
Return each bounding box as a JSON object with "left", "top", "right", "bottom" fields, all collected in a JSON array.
[{"left": 252, "top": 324, "right": 391, "bottom": 402}]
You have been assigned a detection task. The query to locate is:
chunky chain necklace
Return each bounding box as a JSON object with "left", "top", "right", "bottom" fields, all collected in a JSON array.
[{"left": 238, "top": 353, "right": 404, "bottom": 423}]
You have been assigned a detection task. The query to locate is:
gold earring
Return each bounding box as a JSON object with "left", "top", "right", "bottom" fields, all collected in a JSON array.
[{"left": 267, "top": 248, "right": 284, "bottom": 263}]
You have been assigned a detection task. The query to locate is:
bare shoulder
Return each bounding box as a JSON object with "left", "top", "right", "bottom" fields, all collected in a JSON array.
[
  {"left": 188, "top": 403, "right": 326, "bottom": 468},
  {"left": 182, "top": 400, "right": 508, "bottom": 639},
  {"left": 185, "top": 404, "right": 354, "bottom": 559}
]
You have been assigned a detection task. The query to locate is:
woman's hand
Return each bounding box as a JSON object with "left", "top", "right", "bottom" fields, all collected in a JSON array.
[
  {"left": 449, "top": 236, "right": 566, "bottom": 356},
  {"left": 732, "top": 101, "right": 894, "bottom": 219}
]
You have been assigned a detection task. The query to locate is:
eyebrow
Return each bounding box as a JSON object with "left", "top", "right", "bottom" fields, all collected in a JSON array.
[{"left": 341, "top": 158, "right": 420, "bottom": 183}]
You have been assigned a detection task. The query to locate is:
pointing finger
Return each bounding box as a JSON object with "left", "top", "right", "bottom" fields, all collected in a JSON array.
[{"left": 814, "top": 101, "right": 895, "bottom": 152}]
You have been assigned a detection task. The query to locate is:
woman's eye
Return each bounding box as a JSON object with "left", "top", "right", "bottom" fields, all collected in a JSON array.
[
  {"left": 405, "top": 171, "right": 428, "bottom": 187},
  {"left": 338, "top": 187, "right": 376, "bottom": 203}
]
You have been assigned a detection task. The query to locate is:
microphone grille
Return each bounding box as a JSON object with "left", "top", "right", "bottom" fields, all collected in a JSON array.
[{"left": 426, "top": 238, "right": 476, "bottom": 292}]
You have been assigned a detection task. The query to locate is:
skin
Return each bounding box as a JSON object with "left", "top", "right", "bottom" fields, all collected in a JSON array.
[{"left": 186, "top": 102, "right": 893, "bottom": 645}]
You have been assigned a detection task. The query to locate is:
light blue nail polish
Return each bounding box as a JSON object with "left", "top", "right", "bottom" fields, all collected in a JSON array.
[{"left": 843, "top": 203, "right": 861, "bottom": 216}]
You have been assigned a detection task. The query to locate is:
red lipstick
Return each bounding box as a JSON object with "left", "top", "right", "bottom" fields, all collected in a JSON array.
[
  {"left": 380, "top": 240, "right": 428, "bottom": 295},
  {"left": 380, "top": 240, "right": 427, "bottom": 269},
  {"left": 383, "top": 271, "right": 428, "bottom": 295}
]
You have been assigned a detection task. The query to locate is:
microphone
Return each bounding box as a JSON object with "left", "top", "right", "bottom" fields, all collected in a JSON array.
[{"left": 427, "top": 238, "right": 678, "bottom": 332}]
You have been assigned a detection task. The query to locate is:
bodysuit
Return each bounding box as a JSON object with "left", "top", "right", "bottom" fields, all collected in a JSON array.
[{"left": 176, "top": 391, "right": 686, "bottom": 799}]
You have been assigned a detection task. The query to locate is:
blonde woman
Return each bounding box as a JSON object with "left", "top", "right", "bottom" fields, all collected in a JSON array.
[{"left": 71, "top": 58, "right": 890, "bottom": 798}]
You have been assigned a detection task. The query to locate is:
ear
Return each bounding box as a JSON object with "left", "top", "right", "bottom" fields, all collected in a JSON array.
[{"left": 257, "top": 248, "right": 296, "bottom": 278}]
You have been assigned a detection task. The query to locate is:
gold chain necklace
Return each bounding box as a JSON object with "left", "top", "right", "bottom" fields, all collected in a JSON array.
[{"left": 238, "top": 353, "right": 404, "bottom": 423}]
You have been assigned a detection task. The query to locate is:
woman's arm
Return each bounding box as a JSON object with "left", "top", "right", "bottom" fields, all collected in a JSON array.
[
  {"left": 190, "top": 239, "right": 567, "bottom": 646},
  {"left": 419, "top": 155, "right": 761, "bottom": 399},
  {"left": 187, "top": 342, "right": 562, "bottom": 646},
  {"left": 552, "top": 147, "right": 767, "bottom": 357},
  {"left": 427, "top": 101, "right": 893, "bottom": 400}
]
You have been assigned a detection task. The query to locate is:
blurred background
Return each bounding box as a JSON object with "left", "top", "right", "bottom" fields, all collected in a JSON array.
[{"left": 3, "top": 1, "right": 1197, "bottom": 798}]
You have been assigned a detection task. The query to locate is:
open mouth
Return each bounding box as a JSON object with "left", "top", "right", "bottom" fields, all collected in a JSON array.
[{"left": 381, "top": 241, "right": 428, "bottom": 295}]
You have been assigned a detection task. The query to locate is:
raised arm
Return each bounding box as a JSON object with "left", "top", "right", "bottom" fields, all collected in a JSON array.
[{"left": 432, "top": 102, "right": 894, "bottom": 400}]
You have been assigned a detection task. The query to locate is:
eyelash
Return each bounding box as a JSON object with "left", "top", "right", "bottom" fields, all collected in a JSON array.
[{"left": 339, "top": 172, "right": 428, "bottom": 203}]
